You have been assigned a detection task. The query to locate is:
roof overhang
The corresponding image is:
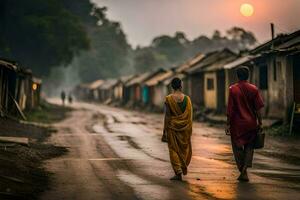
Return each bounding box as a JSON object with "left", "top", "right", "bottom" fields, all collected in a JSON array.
[{"left": 224, "top": 55, "right": 260, "bottom": 69}]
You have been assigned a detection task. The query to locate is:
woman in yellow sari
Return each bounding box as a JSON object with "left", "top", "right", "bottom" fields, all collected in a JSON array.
[{"left": 162, "top": 77, "right": 193, "bottom": 181}]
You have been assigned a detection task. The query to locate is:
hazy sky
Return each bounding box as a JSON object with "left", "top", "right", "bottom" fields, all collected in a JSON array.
[{"left": 93, "top": 0, "right": 300, "bottom": 47}]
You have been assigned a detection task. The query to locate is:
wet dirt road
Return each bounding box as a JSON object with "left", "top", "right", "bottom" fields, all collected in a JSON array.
[{"left": 40, "top": 100, "right": 300, "bottom": 200}]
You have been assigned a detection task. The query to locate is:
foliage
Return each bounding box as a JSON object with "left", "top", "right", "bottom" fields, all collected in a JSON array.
[
  {"left": 26, "top": 100, "right": 72, "bottom": 124},
  {"left": 0, "top": 0, "right": 258, "bottom": 85},
  {"left": 133, "top": 47, "right": 168, "bottom": 73},
  {"left": 61, "top": 1, "right": 132, "bottom": 82},
  {"left": 0, "top": 0, "right": 90, "bottom": 76},
  {"left": 133, "top": 27, "right": 257, "bottom": 73}
]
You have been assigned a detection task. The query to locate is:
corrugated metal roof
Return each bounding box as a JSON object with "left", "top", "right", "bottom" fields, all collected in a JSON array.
[
  {"left": 126, "top": 72, "right": 151, "bottom": 86},
  {"left": 100, "top": 79, "right": 118, "bottom": 90},
  {"left": 125, "top": 69, "right": 166, "bottom": 86},
  {"left": 176, "top": 53, "right": 205, "bottom": 73},
  {"left": 144, "top": 70, "right": 174, "bottom": 86},
  {"left": 250, "top": 30, "right": 300, "bottom": 54},
  {"left": 0, "top": 59, "right": 17, "bottom": 71},
  {"left": 224, "top": 55, "right": 260, "bottom": 69},
  {"left": 277, "top": 36, "right": 300, "bottom": 49},
  {"left": 88, "top": 80, "right": 105, "bottom": 90},
  {"left": 119, "top": 74, "right": 136, "bottom": 83},
  {"left": 202, "top": 55, "right": 237, "bottom": 72},
  {"left": 187, "top": 49, "right": 236, "bottom": 73}
]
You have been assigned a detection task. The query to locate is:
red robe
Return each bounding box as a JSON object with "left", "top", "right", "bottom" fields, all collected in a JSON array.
[{"left": 227, "top": 81, "right": 264, "bottom": 147}]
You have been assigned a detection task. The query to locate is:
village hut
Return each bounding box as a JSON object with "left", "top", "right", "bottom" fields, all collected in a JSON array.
[
  {"left": 31, "top": 77, "right": 42, "bottom": 108},
  {"left": 73, "top": 83, "right": 92, "bottom": 101},
  {"left": 186, "top": 49, "right": 237, "bottom": 112},
  {"left": 224, "top": 30, "right": 300, "bottom": 122},
  {"left": 0, "top": 59, "right": 18, "bottom": 116},
  {"left": 14, "top": 67, "right": 31, "bottom": 111},
  {"left": 113, "top": 75, "right": 136, "bottom": 102},
  {"left": 87, "top": 80, "right": 105, "bottom": 101},
  {"left": 0, "top": 59, "right": 42, "bottom": 118},
  {"left": 125, "top": 72, "right": 151, "bottom": 105},
  {"left": 141, "top": 68, "right": 167, "bottom": 106},
  {"left": 154, "top": 52, "right": 206, "bottom": 108},
  {"left": 98, "top": 79, "right": 118, "bottom": 103},
  {"left": 16, "top": 68, "right": 42, "bottom": 111},
  {"left": 143, "top": 70, "right": 173, "bottom": 108}
]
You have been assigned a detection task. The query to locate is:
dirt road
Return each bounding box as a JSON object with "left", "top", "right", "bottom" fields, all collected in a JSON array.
[{"left": 40, "top": 100, "right": 300, "bottom": 200}]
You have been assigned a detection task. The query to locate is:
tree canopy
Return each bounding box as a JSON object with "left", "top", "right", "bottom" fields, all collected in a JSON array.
[
  {"left": 132, "top": 27, "right": 257, "bottom": 73},
  {"left": 0, "top": 0, "right": 90, "bottom": 76},
  {"left": 0, "top": 0, "right": 258, "bottom": 86}
]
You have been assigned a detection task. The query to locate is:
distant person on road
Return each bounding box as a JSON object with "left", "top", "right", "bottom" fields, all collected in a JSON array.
[
  {"left": 162, "top": 77, "right": 193, "bottom": 181},
  {"left": 226, "top": 66, "right": 264, "bottom": 182},
  {"left": 68, "top": 94, "right": 73, "bottom": 104},
  {"left": 61, "top": 91, "right": 66, "bottom": 105}
]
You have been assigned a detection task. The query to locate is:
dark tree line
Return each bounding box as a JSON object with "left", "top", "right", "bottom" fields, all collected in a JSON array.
[
  {"left": 133, "top": 28, "right": 257, "bottom": 73},
  {"left": 0, "top": 0, "right": 90, "bottom": 76},
  {"left": 0, "top": 0, "right": 257, "bottom": 84},
  {"left": 62, "top": 1, "right": 131, "bottom": 82},
  {"left": 0, "top": 0, "right": 131, "bottom": 80}
]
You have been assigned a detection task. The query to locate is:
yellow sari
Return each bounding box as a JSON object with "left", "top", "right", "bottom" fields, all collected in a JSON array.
[{"left": 164, "top": 95, "right": 193, "bottom": 175}]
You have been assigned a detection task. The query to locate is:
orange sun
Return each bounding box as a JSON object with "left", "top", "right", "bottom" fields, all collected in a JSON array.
[{"left": 240, "top": 3, "right": 254, "bottom": 17}]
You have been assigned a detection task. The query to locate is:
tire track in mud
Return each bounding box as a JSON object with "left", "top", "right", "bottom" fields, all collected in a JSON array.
[{"left": 86, "top": 112, "right": 195, "bottom": 200}]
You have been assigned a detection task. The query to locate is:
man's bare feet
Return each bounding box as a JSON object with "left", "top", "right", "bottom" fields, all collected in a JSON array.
[
  {"left": 238, "top": 171, "right": 249, "bottom": 182},
  {"left": 170, "top": 174, "right": 182, "bottom": 181}
]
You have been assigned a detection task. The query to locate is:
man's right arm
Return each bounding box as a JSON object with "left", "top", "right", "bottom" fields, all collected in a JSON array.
[{"left": 256, "top": 109, "right": 263, "bottom": 129}]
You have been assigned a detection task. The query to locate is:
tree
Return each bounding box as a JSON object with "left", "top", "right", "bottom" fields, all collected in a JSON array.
[
  {"left": 133, "top": 27, "right": 257, "bottom": 73},
  {"left": 151, "top": 32, "right": 188, "bottom": 64},
  {"left": 226, "top": 27, "right": 257, "bottom": 49},
  {"left": 212, "top": 30, "right": 222, "bottom": 40},
  {"left": 61, "top": 2, "right": 132, "bottom": 82},
  {"left": 0, "top": 0, "right": 90, "bottom": 76},
  {"left": 133, "top": 48, "right": 168, "bottom": 73}
]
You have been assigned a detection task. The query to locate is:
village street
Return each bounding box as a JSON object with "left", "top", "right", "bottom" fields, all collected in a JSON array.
[{"left": 40, "top": 100, "right": 300, "bottom": 200}]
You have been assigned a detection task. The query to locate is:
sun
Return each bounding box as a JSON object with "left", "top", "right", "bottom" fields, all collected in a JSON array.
[{"left": 240, "top": 3, "right": 254, "bottom": 17}]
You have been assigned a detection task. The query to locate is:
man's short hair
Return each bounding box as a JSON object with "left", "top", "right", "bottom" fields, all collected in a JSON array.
[{"left": 236, "top": 66, "right": 249, "bottom": 81}]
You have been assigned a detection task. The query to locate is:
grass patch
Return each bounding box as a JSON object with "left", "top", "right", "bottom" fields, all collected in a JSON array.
[
  {"left": 264, "top": 124, "right": 300, "bottom": 136},
  {"left": 25, "top": 100, "right": 72, "bottom": 124}
]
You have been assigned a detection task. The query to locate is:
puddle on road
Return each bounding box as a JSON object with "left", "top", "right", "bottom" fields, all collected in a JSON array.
[
  {"left": 93, "top": 124, "right": 109, "bottom": 134},
  {"left": 117, "top": 135, "right": 168, "bottom": 162},
  {"left": 192, "top": 156, "right": 231, "bottom": 168},
  {"left": 105, "top": 115, "right": 115, "bottom": 125},
  {"left": 188, "top": 181, "right": 235, "bottom": 200},
  {"left": 117, "top": 170, "right": 170, "bottom": 200}
]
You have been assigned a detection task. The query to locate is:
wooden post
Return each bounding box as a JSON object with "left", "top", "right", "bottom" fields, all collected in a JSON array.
[
  {"left": 271, "top": 23, "right": 275, "bottom": 49},
  {"left": 289, "top": 102, "right": 295, "bottom": 135}
]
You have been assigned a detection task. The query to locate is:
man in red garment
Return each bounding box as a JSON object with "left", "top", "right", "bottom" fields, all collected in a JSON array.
[{"left": 226, "top": 66, "right": 264, "bottom": 182}]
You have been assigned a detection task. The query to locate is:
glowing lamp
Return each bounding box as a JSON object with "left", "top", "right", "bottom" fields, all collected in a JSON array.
[{"left": 32, "top": 83, "right": 38, "bottom": 91}]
